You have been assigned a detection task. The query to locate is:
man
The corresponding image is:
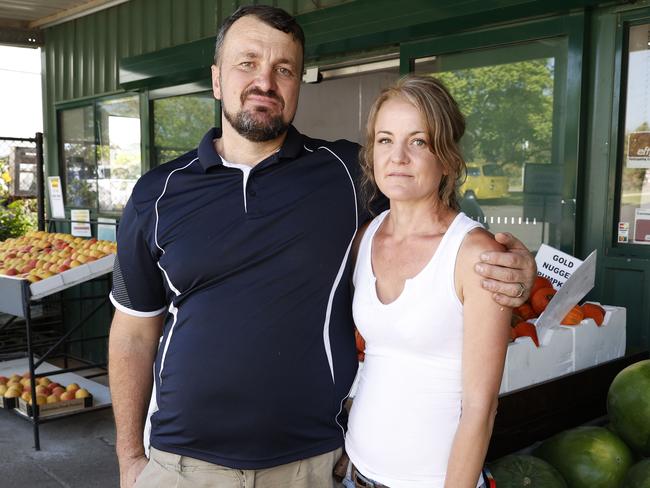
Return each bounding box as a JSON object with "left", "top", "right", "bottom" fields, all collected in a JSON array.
[{"left": 109, "top": 5, "right": 536, "bottom": 488}]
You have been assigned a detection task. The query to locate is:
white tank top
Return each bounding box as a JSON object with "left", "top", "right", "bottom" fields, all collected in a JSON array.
[{"left": 346, "top": 210, "right": 483, "bottom": 488}]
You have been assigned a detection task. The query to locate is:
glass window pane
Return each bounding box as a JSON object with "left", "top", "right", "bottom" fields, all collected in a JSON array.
[
  {"left": 153, "top": 92, "right": 215, "bottom": 166},
  {"left": 60, "top": 106, "right": 97, "bottom": 209},
  {"left": 618, "top": 23, "right": 650, "bottom": 245},
  {"left": 414, "top": 39, "right": 566, "bottom": 252},
  {"left": 97, "top": 96, "right": 141, "bottom": 213}
]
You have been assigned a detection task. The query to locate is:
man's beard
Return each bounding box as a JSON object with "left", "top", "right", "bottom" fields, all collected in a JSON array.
[{"left": 222, "top": 87, "right": 290, "bottom": 142}]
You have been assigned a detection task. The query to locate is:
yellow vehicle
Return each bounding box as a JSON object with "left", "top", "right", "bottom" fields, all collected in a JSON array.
[{"left": 460, "top": 162, "right": 510, "bottom": 199}]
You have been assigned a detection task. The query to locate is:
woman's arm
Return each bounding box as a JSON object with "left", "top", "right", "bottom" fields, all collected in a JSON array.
[{"left": 445, "top": 228, "right": 512, "bottom": 488}]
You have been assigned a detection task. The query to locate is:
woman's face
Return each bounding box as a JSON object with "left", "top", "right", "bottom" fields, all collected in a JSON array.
[{"left": 372, "top": 97, "right": 445, "bottom": 204}]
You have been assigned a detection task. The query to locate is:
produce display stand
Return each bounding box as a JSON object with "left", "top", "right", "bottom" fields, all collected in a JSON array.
[{"left": 0, "top": 254, "right": 114, "bottom": 450}]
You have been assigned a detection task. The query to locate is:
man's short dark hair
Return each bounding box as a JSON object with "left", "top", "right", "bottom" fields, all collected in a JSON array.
[{"left": 214, "top": 5, "right": 305, "bottom": 66}]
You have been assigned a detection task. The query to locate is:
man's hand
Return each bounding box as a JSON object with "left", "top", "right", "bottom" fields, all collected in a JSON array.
[
  {"left": 119, "top": 453, "right": 148, "bottom": 488},
  {"left": 474, "top": 232, "right": 537, "bottom": 308}
]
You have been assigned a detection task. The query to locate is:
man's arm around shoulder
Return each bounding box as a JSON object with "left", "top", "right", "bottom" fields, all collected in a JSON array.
[{"left": 109, "top": 309, "right": 164, "bottom": 488}]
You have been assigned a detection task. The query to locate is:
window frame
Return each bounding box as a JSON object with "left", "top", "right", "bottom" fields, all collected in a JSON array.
[
  {"left": 56, "top": 91, "right": 143, "bottom": 216},
  {"left": 606, "top": 10, "right": 650, "bottom": 258},
  {"left": 399, "top": 14, "right": 587, "bottom": 254}
]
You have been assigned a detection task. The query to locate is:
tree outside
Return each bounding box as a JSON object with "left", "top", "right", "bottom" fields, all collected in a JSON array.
[{"left": 436, "top": 58, "right": 555, "bottom": 193}]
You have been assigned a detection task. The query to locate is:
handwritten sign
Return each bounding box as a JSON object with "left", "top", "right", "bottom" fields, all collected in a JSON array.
[
  {"left": 535, "top": 244, "right": 583, "bottom": 289},
  {"left": 536, "top": 249, "right": 597, "bottom": 345}
]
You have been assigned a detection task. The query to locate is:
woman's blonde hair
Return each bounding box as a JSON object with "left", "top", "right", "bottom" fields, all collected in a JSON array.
[{"left": 360, "top": 74, "right": 466, "bottom": 212}]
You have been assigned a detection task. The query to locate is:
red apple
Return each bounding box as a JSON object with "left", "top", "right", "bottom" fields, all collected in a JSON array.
[
  {"left": 59, "top": 391, "right": 75, "bottom": 401},
  {"left": 51, "top": 386, "right": 65, "bottom": 396}
]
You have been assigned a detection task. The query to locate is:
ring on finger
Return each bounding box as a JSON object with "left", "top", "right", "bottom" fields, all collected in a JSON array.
[{"left": 515, "top": 282, "right": 526, "bottom": 298}]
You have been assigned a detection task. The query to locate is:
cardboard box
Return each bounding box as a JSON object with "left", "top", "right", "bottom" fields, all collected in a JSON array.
[
  {"left": 500, "top": 304, "right": 626, "bottom": 394},
  {"left": 16, "top": 394, "right": 93, "bottom": 418}
]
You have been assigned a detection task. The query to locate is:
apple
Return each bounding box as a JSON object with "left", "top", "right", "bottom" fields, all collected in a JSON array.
[
  {"left": 0, "top": 384, "right": 7, "bottom": 396},
  {"left": 30, "top": 394, "right": 47, "bottom": 406},
  {"left": 46, "top": 393, "right": 59, "bottom": 404},
  {"left": 75, "top": 388, "right": 91, "bottom": 399},
  {"left": 51, "top": 386, "right": 65, "bottom": 396},
  {"left": 21, "top": 391, "right": 32, "bottom": 402},
  {"left": 4, "top": 387, "right": 21, "bottom": 398},
  {"left": 0, "top": 376, "right": 7, "bottom": 385},
  {"left": 35, "top": 385, "right": 48, "bottom": 396},
  {"left": 59, "top": 391, "right": 75, "bottom": 401},
  {"left": 5, "top": 268, "right": 18, "bottom": 276},
  {"left": 38, "top": 377, "right": 51, "bottom": 386},
  {"left": 65, "top": 383, "right": 80, "bottom": 393}
]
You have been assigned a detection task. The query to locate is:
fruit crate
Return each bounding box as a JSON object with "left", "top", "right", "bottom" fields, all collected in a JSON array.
[
  {"left": 1, "top": 396, "right": 16, "bottom": 409},
  {"left": 16, "top": 394, "right": 93, "bottom": 419}
]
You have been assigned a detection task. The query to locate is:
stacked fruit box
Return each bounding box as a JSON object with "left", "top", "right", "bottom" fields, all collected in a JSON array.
[{"left": 0, "top": 372, "right": 94, "bottom": 418}]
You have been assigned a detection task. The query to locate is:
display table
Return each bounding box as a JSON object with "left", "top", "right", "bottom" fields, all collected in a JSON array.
[{"left": 0, "top": 255, "right": 114, "bottom": 450}]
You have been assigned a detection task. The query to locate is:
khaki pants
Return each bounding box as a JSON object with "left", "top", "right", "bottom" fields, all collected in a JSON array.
[{"left": 134, "top": 446, "right": 343, "bottom": 488}]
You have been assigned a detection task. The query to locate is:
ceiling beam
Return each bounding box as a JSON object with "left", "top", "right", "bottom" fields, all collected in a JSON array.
[{"left": 0, "top": 25, "right": 43, "bottom": 47}]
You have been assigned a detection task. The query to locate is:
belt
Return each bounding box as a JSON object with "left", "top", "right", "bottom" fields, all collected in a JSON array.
[{"left": 351, "top": 465, "right": 390, "bottom": 488}]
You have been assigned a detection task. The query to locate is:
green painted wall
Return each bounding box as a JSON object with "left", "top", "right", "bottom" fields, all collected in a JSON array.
[{"left": 41, "top": 0, "right": 353, "bottom": 179}]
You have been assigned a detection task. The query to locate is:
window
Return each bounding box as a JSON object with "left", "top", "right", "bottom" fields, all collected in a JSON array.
[
  {"left": 152, "top": 91, "right": 216, "bottom": 166},
  {"left": 97, "top": 96, "right": 141, "bottom": 212},
  {"left": 59, "top": 95, "right": 140, "bottom": 213},
  {"left": 617, "top": 23, "right": 650, "bottom": 246},
  {"left": 60, "top": 106, "right": 97, "bottom": 209},
  {"left": 407, "top": 30, "right": 577, "bottom": 253}
]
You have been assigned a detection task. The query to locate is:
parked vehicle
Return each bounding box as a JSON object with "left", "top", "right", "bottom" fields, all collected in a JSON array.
[{"left": 461, "top": 162, "right": 510, "bottom": 199}]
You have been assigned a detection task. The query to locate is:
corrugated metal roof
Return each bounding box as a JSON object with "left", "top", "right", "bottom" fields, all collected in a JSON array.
[{"left": 0, "top": 0, "right": 128, "bottom": 29}]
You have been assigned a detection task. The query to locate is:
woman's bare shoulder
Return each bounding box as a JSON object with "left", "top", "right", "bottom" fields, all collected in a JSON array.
[{"left": 461, "top": 227, "right": 505, "bottom": 257}]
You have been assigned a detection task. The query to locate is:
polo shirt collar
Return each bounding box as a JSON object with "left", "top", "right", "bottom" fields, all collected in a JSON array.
[{"left": 197, "top": 125, "right": 304, "bottom": 172}]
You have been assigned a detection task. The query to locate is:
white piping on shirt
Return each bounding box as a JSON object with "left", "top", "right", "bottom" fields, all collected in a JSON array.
[
  {"left": 153, "top": 157, "right": 197, "bottom": 384},
  {"left": 109, "top": 292, "right": 166, "bottom": 318},
  {"left": 313, "top": 145, "right": 359, "bottom": 385}
]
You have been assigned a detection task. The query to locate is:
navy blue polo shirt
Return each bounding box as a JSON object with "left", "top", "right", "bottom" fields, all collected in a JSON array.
[{"left": 110, "top": 126, "right": 370, "bottom": 469}]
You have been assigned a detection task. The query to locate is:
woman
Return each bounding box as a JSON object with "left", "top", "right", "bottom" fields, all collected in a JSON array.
[{"left": 345, "top": 75, "right": 511, "bottom": 488}]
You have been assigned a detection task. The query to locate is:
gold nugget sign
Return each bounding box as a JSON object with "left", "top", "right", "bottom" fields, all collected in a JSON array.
[{"left": 628, "top": 131, "right": 650, "bottom": 168}]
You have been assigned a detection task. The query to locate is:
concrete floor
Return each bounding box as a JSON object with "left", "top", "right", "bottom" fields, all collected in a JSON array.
[
  {"left": 0, "top": 358, "right": 119, "bottom": 488},
  {"left": 0, "top": 402, "right": 119, "bottom": 488}
]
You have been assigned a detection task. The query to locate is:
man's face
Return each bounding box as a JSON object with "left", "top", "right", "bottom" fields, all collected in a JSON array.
[{"left": 211, "top": 16, "right": 303, "bottom": 142}]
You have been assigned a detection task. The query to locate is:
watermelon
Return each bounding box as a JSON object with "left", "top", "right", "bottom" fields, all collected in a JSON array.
[
  {"left": 623, "top": 459, "right": 650, "bottom": 488},
  {"left": 608, "top": 359, "right": 650, "bottom": 456},
  {"left": 489, "top": 454, "right": 567, "bottom": 487},
  {"left": 533, "top": 426, "right": 633, "bottom": 488}
]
